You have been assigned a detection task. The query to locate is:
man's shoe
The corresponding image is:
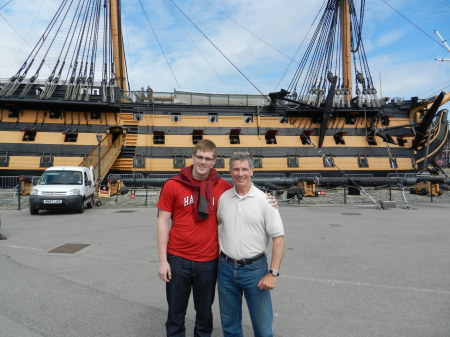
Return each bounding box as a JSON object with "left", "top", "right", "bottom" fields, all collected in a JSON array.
[{"left": 0, "top": 233, "right": 7, "bottom": 240}]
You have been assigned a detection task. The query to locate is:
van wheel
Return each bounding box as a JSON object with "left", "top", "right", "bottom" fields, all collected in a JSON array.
[
  {"left": 30, "top": 207, "right": 39, "bottom": 215},
  {"left": 77, "top": 200, "right": 84, "bottom": 213},
  {"left": 87, "top": 196, "right": 93, "bottom": 209}
]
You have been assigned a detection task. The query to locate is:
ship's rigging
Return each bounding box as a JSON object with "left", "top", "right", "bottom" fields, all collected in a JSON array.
[
  {"left": 287, "top": 0, "right": 377, "bottom": 109},
  {"left": 0, "top": 0, "right": 128, "bottom": 102},
  {"left": 434, "top": 30, "right": 450, "bottom": 62},
  {"left": 2, "top": 0, "right": 380, "bottom": 108},
  {"left": 0, "top": 0, "right": 449, "bottom": 209}
]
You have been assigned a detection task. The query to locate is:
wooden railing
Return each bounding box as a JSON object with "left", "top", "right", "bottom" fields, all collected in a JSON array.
[{"left": 81, "top": 133, "right": 123, "bottom": 180}]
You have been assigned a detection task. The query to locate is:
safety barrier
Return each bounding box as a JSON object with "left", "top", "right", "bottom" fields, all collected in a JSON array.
[
  {"left": 107, "top": 173, "right": 146, "bottom": 188},
  {"left": 254, "top": 173, "right": 286, "bottom": 178},
  {"left": 0, "top": 176, "right": 20, "bottom": 189},
  {"left": 0, "top": 175, "right": 40, "bottom": 190}
]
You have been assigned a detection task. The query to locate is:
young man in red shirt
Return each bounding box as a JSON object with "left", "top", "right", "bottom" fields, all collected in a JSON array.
[{"left": 157, "top": 139, "right": 231, "bottom": 337}]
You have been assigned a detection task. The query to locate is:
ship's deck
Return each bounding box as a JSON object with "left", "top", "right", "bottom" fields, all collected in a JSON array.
[{"left": 0, "top": 204, "right": 449, "bottom": 336}]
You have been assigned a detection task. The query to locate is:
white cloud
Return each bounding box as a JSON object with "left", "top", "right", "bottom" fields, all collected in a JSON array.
[
  {"left": 0, "top": 0, "right": 449, "bottom": 111},
  {"left": 373, "top": 28, "right": 407, "bottom": 50}
]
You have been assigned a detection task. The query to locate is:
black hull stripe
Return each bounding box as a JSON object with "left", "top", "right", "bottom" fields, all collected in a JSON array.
[
  {"left": 0, "top": 121, "right": 414, "bottom": 137},
  {"left": 0, "top": 143, "right": 415, "bottom": 158}
]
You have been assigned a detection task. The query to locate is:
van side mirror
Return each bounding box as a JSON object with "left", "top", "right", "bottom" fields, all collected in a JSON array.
[{"left": 86, "top": 179, "right": 92, "bottom": 186}]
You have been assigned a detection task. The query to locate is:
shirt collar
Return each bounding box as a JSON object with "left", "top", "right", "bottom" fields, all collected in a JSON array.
[{"left": 232, "top": 183, "right": 257, "bottom": 199}]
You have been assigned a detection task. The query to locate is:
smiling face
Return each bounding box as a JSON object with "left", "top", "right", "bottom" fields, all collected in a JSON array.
[
  {"left": 192, "top": 150, "right": 216, "bottom": 180},
  {"left": 191, "top": 139, "right": 217, "bottom": 180},
  {"left": 230, "top": 158, "right": 253, "bottom": 195}
]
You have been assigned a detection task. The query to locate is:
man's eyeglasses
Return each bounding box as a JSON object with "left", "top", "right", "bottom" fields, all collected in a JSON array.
[{"left": 193, "top": 154, "right": 215, "bottom": 162}]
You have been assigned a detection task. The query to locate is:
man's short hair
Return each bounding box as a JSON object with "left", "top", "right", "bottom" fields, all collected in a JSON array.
[
  {"left": 193, "top": 139, "right": 217, "bottom": 158},
  {"left": 230, "top": 152, "right": 254, "bottom": 170}
]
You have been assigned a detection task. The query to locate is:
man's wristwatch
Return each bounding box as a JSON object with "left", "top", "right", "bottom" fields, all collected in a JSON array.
[{"left": 269, "top": 269, "right": 280, "bottom": 277}]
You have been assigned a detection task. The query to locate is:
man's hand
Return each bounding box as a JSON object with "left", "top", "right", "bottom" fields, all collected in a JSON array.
[
  {"left": 257, "top": 273, "right": 277, "bottom": 290},
  {"left": 157, "top": 210, "right": 172, "bottom": 282},
  {"left": 266, "top": 193, "right": 278, "bottom": 208},
  {"left": 158, "top": 261, "right": 172, "bottom": 282}
]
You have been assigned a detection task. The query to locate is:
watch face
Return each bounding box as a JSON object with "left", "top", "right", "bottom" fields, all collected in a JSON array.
[{"left": 270, "top": 270, "right": 279, "bottom": 276}]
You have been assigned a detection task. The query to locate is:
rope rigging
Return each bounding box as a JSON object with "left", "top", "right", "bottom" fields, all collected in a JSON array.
[
  {"left": 270, "top": 0, "right": 417, "bottom": 209},
  {"left": 285, "top": 0, "right": 379, "bottom": 109},
  {"left": 167, "top": 0, "right": 267, "bottom": 97},
  {"left": 0, "top": 0, "right": 445, "bottom": 205},
  {"left": 163, "top": 0, "right": 232, "bottom": 93},
  {"left": 0, "top": 0, "right": 122, "bottom": 103},
  {"left": 0, "top": 0, "right": 68, "bottom": 97},
  {"left": 137, "top": 0, "right": 181, "bottom": 90}
]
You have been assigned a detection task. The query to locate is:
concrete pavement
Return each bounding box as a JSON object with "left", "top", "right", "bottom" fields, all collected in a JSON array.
[{"left": 0, "top": 203, "right": 449, "bottom": 337}]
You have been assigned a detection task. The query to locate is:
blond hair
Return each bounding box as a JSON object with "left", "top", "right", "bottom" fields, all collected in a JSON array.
[{"left": 193, "top": 139, "right": 217, "bottom": 158}]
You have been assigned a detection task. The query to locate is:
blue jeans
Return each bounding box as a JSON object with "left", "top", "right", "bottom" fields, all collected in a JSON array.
[
  {"left": 166, "top": 254, "right": 217, "bottom": 337},
  {"left": 218, "top": 254, "right": 273, "bottom": 337}
]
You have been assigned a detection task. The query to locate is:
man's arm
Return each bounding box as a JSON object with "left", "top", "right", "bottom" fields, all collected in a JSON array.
[
  {"left": 257, "top": 235, "right": 284, "bottom": 290},
  {"left": 157, "top": 209, "right": 172, "bottom": 282}
]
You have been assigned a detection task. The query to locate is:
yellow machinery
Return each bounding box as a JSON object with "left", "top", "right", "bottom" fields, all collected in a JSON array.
[
  {"left": 410, "top": 181, "right": 442, "bottom": 196},
  {"left": 296, "top": 181, "right": 319, "bottom": 198},
  {"left": 19, "top": 176, "right": 34, "bottom": 195},
  {"left": 108, "top": 178, "right": 128, "bottom": 196}
]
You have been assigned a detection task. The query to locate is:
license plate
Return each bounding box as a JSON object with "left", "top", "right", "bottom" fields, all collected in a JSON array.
[{"left": 43, "top": 200, "right": 63, "bottom": 204}]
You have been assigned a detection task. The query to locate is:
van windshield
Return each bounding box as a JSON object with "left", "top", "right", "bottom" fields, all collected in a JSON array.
[{"left": 39, "top": 171, "right": 83, "bottom": 185}]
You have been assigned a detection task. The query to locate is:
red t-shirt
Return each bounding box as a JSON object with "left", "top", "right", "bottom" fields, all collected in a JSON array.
[{"left": 157, "top": 178, "right": 232, "bottom": 261}]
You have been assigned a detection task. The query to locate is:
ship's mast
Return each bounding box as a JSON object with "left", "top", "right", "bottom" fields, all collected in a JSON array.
[
  {"left": 340, "top": 0, "right": 352, "bottom": 97},
  {"left": 110, "top": 0, "right": 127, "bottom": 91}
]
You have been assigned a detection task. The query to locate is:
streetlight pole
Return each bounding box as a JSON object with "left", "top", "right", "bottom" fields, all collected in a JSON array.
[{"left": 96, "top": 133, "right": 102, "bottom": 184}]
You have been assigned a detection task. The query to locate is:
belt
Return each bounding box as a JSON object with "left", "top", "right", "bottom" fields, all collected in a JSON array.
[{"left": 220, "top": 251, "right": 266, "bottom": 266}]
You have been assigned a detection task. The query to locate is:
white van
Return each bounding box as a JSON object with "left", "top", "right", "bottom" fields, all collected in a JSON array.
[{"left": 29, "top": 166, "right": 95, "bottom": 215}]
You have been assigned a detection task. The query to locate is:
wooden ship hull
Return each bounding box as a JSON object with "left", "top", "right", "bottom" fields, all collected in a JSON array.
[
  {"left": 0, "top": 0, "right": 449, "bottom": 188},
  {"left": 0, "top": 85, "right": 448, "bottom": 180}
]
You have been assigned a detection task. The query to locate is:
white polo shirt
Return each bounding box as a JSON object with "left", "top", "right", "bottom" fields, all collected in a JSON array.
[{"left": 217, "top": 183, "right": 284, "bottom": 260}]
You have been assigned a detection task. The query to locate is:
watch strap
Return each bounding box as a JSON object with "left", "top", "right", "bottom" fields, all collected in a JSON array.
[{"left": 269, "top": 269, "right": 280, "bottom": 276}]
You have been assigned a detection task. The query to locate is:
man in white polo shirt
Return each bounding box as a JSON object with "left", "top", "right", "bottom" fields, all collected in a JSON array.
[{"left": 217, "top": 152, "right": 285, "bottom": 337}]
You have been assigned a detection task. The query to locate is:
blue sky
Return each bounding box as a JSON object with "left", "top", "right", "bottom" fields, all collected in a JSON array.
[{"left": 1, "top": 0, "right": 450, "bottom": 108}]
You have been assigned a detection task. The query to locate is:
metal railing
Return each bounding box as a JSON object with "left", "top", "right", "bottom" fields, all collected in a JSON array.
[
  {"left": 121, "top": 89, "right": 268, "bottom": 106},
  {"left": 254, "top": 173, "right": 287, "bottom": 178},
  {"left": 387, "top": 173, "right": 417, "bottom": 178},
  {"left": 0, "top": 176, "right": 20, "bottom": 189},
  {"left": 291, "top": 173, "right": 322, "bottom": 178},
  {"left": 344, "top": 173, "right": 374, "bottom": 178},
  {"left": 107, "top": 173, "right": 146, "bottom": 188},
  {"left": 147, "top": 173, "right": 177, "bottom": 179}
]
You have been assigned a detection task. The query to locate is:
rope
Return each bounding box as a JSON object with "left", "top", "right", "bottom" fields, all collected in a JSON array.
[
  {"left": 302, "top": 131, "right": 383, "bottom": 209},
  {"left": 381, "top": 0, "right": 449, "bottom": 52},
  {"left": 168, "top": 0, "right": 267, "bottom": 97},
  {"left": 138, "top": 0, "right": 180, "bottom": 89},
  {"left": 163, "top": 0, "right": 231, "bottom": 93},
  {"left": 372, "top": 108, "right": 411, "bottom": 209}
]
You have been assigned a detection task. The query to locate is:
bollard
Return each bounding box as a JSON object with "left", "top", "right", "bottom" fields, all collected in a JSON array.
[
  {"left": 380, "top": 200, "right": 397, "bottom": 209},
  {"left": 17, "top": 183, "right": 22, "bottom": 211},
  {"left": 145, "top": 185, "right": 149, "bottom": 207},
  {"left": 0, "top": 215, "right": 7, "bottom": 240}
]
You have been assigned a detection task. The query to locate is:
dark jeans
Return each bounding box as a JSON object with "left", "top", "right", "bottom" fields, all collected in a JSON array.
[{"left": 166, "top": 253, "right": 218, "bottom": 337}]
